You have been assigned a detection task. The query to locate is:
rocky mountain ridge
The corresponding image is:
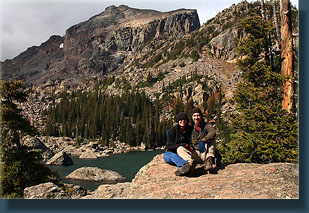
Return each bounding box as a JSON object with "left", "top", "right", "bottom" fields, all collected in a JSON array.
[
  {"left": 1, "top": 1, "right": 298, "bottom": 89},
  {"left": 1, "top": 2, "right": 252, "bottom": 89},
  {"left": 1, "top": 5, "right": 200, "bottom": 85},
  {"left": 1, "top": 35, "right": 64, "bottom": 85}
]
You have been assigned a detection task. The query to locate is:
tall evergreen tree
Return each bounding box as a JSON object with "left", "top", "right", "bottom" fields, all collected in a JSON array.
[
  {"left": 219, "top": 14, "right": 298, "bottom": 163},
  {"left": 0, "top": 80, "right": 61, "bottom": 198}
]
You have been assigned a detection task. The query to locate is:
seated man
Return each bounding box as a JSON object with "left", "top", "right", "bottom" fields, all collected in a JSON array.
[{"left": 190, "top": 107, "right": 217, "bottom": 171}]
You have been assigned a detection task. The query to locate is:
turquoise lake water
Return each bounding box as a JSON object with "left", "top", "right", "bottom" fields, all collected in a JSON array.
[{"left": 48, "top": 150, "right": 163, "bottom": 191}]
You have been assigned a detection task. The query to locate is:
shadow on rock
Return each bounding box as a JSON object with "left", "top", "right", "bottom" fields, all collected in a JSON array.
[{"left": 187, "top": 162, "right": 227, "bottom": 177}]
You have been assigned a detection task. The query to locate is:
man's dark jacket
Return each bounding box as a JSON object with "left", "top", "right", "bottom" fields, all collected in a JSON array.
[
  {"left": 191, "top": 120, "right": 216, "bottom": 150},
  {"left": 165, "top": 125, "right": 193, "bottom": 153}
]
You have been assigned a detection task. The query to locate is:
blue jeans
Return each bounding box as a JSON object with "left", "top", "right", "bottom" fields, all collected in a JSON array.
[{"left": 163, "top": 151, "right": 188, "bottom": 170}]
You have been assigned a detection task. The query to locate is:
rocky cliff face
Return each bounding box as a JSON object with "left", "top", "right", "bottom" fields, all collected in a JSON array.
[
  {"left": 202, "top": 1, "right": 251, "bottom": 63},
  {"left": 209, "top": 27, "right": 246, "bottom": 63},
  {"left": 1, "top": 5, "right": 200, "bottom": 85},
  {"left": 63, "top": 5, "right": 199, "bottom": 79}
]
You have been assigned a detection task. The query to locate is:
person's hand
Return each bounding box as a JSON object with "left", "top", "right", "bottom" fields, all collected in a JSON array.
[
  {"left": 185, "top": 144, "right": 194, "bottom": 152},
  {"left": 199, "top": 141, "right": 205, "bottom": 153}
]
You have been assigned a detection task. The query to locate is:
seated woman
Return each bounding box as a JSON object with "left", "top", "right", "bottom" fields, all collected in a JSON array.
[{"left": 163, "top": 112, "right": 194, "bottom": 176}]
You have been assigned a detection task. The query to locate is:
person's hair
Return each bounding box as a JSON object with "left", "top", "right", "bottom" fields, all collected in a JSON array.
[
  {"left": 191, "top": 107, "right": 203, "bottom": 117},
  {"left": 175, "top": 112, "right": 188, "bottom": 123}
]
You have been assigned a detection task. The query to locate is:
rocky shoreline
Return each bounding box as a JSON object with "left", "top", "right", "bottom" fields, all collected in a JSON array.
[{"left": 22, "top": 135, "right": 164, "bottom": 165}]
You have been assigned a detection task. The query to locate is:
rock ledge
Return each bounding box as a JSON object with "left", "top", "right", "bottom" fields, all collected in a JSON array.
[{"left": 83, "top": 154, "right": 298, "bottom": 199}]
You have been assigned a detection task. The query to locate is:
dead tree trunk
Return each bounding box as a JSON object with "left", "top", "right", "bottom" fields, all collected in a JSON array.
[
  {"left": 280, "top": 0, "right": 294, "bottom": 113},
  {"left": 261, "top": 0, "right": 272, "bottom": 67},
  {"left": 261, "top": 0, "right": 267, "bottom": 20},
  {"left": 272, "top": 0, "right": 281, "bottom": 49}
]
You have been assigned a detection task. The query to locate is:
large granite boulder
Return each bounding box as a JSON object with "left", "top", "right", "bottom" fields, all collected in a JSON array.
[
  {"left": 24, "top": 182, "right": 69, "bottom": 199},
  {"left": 79, "top": 150, "right": 98, "bottom": 159},
  {"left": 66, "top": 167, "right": 127, "bottom": 183},
  {"left": 46, "top": 151, "right": 73, "bottom": 165},
  {"left": 21, "top": 135, "right": 54, "bottom": 161},
  {"left": 23, "top": 182, "right": 89, "bottom": 199},
  {"left": 83, "top": 182, "right": 131, "bottom": 199},
  {"left": 83, "top": 154, "right": 298, "bottom": 199},
  {"left": 22, "top": 135, "right": 48, "bottom": 150}
]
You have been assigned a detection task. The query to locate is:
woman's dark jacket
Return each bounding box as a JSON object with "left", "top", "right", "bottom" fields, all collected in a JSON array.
[{"left": 165, "top": 124, "right": 193, "bottom": 153}]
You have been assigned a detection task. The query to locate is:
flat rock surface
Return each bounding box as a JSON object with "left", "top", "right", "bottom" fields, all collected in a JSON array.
[
  {"left": 65, "top": 167, "right": 127, "bottom": 183},
  {"left": 84, "top": 154, "right": 298, "bottom": 199}
]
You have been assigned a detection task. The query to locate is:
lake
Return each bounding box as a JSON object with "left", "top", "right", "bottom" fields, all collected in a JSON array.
[{"left": 48, "top": 150, "right": 164, "bottom": 191}]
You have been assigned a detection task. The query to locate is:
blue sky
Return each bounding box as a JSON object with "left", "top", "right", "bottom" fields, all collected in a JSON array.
[{"left": 0, "top": 0, "right": 299, "bottom": 61}]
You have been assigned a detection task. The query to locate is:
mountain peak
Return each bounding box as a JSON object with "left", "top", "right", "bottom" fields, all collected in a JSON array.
[
  {"left": 1, "top": 5, "right": 200, "bottom": 85},
  {"left": 88, "top": 4, "right": 190, "bottom": 28}
]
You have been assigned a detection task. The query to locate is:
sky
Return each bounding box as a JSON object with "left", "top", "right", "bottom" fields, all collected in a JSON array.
[{"left": 0, "top": 0, "right": 299, "bottom": 61}]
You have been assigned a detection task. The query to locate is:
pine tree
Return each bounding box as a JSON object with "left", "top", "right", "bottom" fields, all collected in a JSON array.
[
  {"left": 219, "top": 14, "right": 298, "bottom": 163},
  {"left": 0, "top": 80, "right": 61, "bottom": 198},
  {"left": 173, "top": 95, "right": 184, "bottom": 116},
  {"left": 126, "top": 121, "right": 135, "bottom": 146},
  {"left": 135, "top": 115, "right": 142, "bottom": 145},
  {"left": 119, "top": 119, "right": 127, "bottom": 142}
]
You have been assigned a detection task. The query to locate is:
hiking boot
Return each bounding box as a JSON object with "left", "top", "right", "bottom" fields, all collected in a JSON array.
[
  {"left": 189, "top": 160, "right": 197, "bottom": 174},
  {"left": 204, "top": 156, "right": 215, "bottom": 171},
  {"left": 175, "top": 163, "right": 191, "bottom": 176}
]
